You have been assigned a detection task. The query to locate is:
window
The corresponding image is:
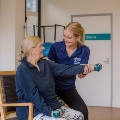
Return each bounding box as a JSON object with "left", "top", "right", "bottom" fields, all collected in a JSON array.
[
  {"left": 26, "top": 0, "right": 38, "bottom": 36},
  {"left": 26, "top": 0, "right": 38, "bottom": 12}
]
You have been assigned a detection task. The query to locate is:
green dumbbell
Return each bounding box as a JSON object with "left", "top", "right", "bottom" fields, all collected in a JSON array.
[{"left": 94, "top": 63, "right": 102, "bottom": 72}]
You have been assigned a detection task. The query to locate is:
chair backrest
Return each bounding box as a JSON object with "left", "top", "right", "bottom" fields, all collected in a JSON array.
[
  {"left": 0, "top": 71, "right": 33, "bottom": 120},
  {"left": 0, "top": 71, "right": 17, "bottom": 112}
]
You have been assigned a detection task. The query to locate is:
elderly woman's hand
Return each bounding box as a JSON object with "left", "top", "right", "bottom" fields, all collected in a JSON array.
[
  {"left": 83, "top": 64, "right": 94, "bottom": 75},
  {"left": 78, "top": 64, "right": 94, "bottom": 78}
]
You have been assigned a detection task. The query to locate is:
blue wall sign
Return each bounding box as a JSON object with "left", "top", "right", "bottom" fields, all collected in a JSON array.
[{"left": 85, "top": 33, "right": 111, "bottom": 40}]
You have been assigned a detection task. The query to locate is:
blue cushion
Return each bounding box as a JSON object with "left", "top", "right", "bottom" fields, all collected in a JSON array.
[{"left": 42, "top": 42, "right": 53, "bottom": 57}]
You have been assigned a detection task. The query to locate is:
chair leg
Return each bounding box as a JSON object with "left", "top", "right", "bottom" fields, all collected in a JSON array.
[
  {"left": 0, "top": 107, "right": 6, "bottom": 120},
  {"left": 28, "top": 103, "right": 33, "bottom": 120}
]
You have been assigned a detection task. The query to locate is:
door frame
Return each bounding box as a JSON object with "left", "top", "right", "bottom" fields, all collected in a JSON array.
[
  {"left": 71, "top": 13, "right": 113, "bottom": 106},
  {"left": 25, "top": 0, "right": 41, "bottom": 37}
]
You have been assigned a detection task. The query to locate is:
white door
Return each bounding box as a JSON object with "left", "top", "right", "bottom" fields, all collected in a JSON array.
[{"left": 72, "top": 14, "right": 112, "bottom": 107}]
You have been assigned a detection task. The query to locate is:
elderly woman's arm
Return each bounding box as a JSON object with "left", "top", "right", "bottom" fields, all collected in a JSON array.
[{"left": 47, "top": 60, "right": 94, "bottom": 77}]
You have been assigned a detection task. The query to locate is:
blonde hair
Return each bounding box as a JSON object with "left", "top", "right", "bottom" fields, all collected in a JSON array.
[
  {"left": 65, "top": 22, "right": 85, "bottom": 45},
  {"left": 17, "top": 36, "right": 41, "bottom": 62}
]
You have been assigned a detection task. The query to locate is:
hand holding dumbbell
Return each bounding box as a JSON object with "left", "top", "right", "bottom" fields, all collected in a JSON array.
[
  {"left": 82, "top": 63, "right": 102, "bottom": 75},
  {"left": 52, "top": 108, "right": 64, "bottom": 118}
]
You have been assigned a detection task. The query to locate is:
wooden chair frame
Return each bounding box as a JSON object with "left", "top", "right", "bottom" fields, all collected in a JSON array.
[{"left": 0, "top": 71, "right": 33, "bottom": 120}]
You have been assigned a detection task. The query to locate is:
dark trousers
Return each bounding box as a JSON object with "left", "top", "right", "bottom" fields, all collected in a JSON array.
[{"left": 56, "top": 88, "right": 88, "bottom": 120}]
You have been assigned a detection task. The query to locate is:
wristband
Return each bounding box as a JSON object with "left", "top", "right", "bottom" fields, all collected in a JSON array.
[
  {"left": 82, "top": 65, "right": 88, "bottom": 75},
  {"left": 81, "top": 72, "right": 87, "bottom": 75}
]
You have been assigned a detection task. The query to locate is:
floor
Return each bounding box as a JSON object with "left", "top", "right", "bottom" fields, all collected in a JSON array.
[
  {"left": 1, "top": 106, "right": 120, "bottom": 120},
  {"left": 88, "top": 106, "right": 120, "bottom": 120}
]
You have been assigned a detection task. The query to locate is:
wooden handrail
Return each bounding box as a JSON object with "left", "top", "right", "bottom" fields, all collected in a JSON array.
[
  {"left": 0, "top": 103, "right": 33, "bottom": 120},
  {"left": 0, "top": 71, "right": 16, "bottom": 75}
]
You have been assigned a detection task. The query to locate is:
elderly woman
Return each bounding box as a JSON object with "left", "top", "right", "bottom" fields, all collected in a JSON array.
[{"left": 16, "top": 36, "right": 94, "bottom": 120}]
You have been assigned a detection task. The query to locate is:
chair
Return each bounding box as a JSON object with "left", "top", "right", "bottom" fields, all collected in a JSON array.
[{"left": 0, "top": 71, "right": 33, "bottom": 120}]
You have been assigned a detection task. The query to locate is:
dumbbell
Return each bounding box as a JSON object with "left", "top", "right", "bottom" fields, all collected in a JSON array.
[
  {"left": 53, "top": 99, "right": 66, "bottom": 118},
  {"left": 53, "top": 110, "right": 60, "bottom": 118},
  {"left": 94, "top": 63, "right": 102, "bottom": 72}
]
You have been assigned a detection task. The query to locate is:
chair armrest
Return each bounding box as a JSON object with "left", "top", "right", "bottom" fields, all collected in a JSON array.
[{"left": 0, "top": 103, "right": 33, "bottom": 120}]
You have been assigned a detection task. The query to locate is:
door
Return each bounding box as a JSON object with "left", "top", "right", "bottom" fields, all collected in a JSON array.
[{"left": 72, "top": 14, "right": 112, "bottom": 107}]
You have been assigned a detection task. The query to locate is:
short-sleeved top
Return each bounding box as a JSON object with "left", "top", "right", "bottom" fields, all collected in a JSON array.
[
  {"left": 48, "top": 41, "right": 90, "bottom": 90},
  {"left": 16, "top": 57, "right": 85, "bottom": 120}
]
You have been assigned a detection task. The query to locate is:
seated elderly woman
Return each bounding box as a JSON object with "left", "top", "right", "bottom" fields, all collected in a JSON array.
[{"left": 16, "top": 36, "right": 94, "bottom": 120}]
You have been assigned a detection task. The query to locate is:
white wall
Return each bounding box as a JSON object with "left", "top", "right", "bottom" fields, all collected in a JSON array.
[
  {"left": 15, "top": 0, "right": 25, "bottom": 69},
  {"left": 0, "top": 0, "right": 15, "bottom": 70},
  {"left": 0, "top": 0, "right": 25, "bottom": 70},
  {"left": 41, "top": 0, "right": 120, "bottom": 107},
  {"left": 0, "top": 0, "right": 1, "bottom": 62}
]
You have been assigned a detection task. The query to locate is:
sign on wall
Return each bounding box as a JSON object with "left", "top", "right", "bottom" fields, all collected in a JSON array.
[{"left": 85, "top": 33, "right": 111, "bottom": 40}]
